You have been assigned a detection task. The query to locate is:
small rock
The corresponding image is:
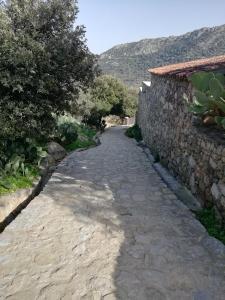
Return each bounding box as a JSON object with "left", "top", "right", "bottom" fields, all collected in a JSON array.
[
  {"left": 189, "top": 173, "right": 196, "bottom": 194},
  {"left": 209, "top": 158, "right": 217, "bottom": 169},
  {"left": 211, "top": 183, "right": 221, "bottom": 200},
  {"left": 188, "top": 156, "right": 196, "bottom": 169},
  {"left": 47, "top": 141, "right": 66, "bottom": 161},
  {"left": 40, "top": 154, "right": 55, "bottom": 169}
]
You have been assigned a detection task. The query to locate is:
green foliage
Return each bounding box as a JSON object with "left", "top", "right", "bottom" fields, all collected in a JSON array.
[
  {"left": 0, "top": 166, "right": 38, "bottom": 196},
  {"left": 54, "top": 115, "right": 96, "bottom": 151},
  {"left": 196, "top": 208, "right": 225, "bottom": 245},
  {"left": 186, "top": 71, "right": 225, "bottom": 128},
  {"left": 77, "top": 124, "right": 96, "bottom": 140},
  {"left": 0, "top": 0, "right": 98, "bottom": 139},
  {"left": 64, "top": 123, "right": 96, "bottom": 152},
  {"left": 125, "top": 124, "right": 142, "bottom": 142},
  {"left": 81, "top": 75, "right": 137, "bottom": 128},
  {"left": 65, "top": 139, "right": 95, "bottom": 152},
  {"left": 56, "top": 122, "right": 78, "bottom": 145},
  {"left": 83, "top": 108, "right": 104, "bottom": 129},
  {"left": 0, "top": 137, "right": 47, "bottom": 183}
]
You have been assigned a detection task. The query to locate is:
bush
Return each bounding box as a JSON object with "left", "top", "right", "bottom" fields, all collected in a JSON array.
[
  {"left": 56, "top": 122, "right": 78, "bottom": 145},
  {"left": 0, "top": 0, "right": 98, "bottom": 139},
  {"left": 0, "top": 138, "right": 47, "bottom": 177},
  {"left": 83, "top": 108, "right": 103, "bottom": 130},
  {"left": 196, "top": 208, "right": 225, "bottom": 245},
  {"left": 125, "top": 124, "right": 142, "bottom": 141}
]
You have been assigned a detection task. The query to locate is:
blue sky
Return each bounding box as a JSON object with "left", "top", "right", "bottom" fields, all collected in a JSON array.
[{"left": 77, "top": 0, "right": 225, "bottom": 54}]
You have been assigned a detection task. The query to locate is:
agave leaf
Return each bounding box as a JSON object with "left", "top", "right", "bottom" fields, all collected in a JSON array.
[
  {"left": 21, "top": 162, "right": 25, "bottom": 176},
  {"left": 12, "top": 159, "right": 21, "bottom": 174},
  {"left": 0, "top": 180, "right": 11, "bottom": 189},
  {"left": 24, "top": 167, "right": 29, "bottom": 177},
  {"left": 39, "top": 150, "right": 47, "bottom": 158},
  {"left": 5, "top": 162, "right": 12, "bottom": 173}
]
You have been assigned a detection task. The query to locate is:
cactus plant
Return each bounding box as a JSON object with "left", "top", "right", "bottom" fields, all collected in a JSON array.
[{"left": 185, "top": 71, "right": 225, "bottom": 129}]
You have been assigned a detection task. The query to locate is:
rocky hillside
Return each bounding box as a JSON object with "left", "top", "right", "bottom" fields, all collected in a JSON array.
[{"left": 99, "top": 24, "right": 225, "bottom": 87}]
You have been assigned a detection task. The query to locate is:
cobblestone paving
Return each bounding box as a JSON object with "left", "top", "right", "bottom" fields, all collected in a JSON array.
[{"left": 1, "top": 127, "right": 225, "bottom": 300}]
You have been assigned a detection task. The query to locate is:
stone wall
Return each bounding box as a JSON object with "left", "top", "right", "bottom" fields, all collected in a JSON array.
[{"left": 137, "top": 75, "right": 225, "bottom": 219}]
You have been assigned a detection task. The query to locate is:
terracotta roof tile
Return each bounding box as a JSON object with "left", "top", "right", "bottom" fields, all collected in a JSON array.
[{"left": 149, "top": 55, "right": 225, "bottom": 77}]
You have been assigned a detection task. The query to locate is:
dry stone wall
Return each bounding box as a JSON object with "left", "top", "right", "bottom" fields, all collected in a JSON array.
[{"left": 137, "top": 74, "right": 225, "bottom": 220}]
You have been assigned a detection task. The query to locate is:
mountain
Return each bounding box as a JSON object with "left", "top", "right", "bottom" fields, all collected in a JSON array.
[{"left": 98, "top": 24, "right": 225, "bottom": 87}]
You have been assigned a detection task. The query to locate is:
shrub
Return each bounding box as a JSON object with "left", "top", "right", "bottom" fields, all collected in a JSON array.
[
  {"left": 83, "top": 108, "right": 103, "bottom": 130},
  {"left": 196, "top": 208, "right": 225, "bottom": 245},
  {"left": 125, "top": 124, "right": 142, "bottom": 141},
  {"left": 0, "top": 138, "right": 47, "bottom": 177},
  {"left": 56, "top": 122, "right": 78, "bottom": 145},
  {"left": 0, "top": 0, "right": 98, "bottom": 139}
]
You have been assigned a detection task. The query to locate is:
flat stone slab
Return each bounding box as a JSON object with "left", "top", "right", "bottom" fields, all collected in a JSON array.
[{"left": 0, "top": 127, "right": 225, "bottom": 299}]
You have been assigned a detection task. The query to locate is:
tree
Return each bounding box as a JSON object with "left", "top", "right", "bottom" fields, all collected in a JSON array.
[
  {"left": 0, "top": 0, "right": 98, "bottom": 138},
  {"left": 90, "top": 75, "right": 137, "bottom": 117},
  {"left": 82, "top": 75, "right": 138, "bottom": 128}
]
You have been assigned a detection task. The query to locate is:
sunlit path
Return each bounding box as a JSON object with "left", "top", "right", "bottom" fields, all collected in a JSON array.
[{"left": 0, "top": 127, "right": 225, "bottom": 300}]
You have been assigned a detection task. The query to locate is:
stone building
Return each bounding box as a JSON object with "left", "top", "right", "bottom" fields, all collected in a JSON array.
[{"left": 137, "top": 55, "right": 225, "bottom": 219}]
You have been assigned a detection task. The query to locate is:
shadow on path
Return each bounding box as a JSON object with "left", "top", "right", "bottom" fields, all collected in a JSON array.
[
  {"left": 1, "top": 127, "right": 225, "bottom": 299},
  {"left": 44, "top": 127, "right": 225, "bottom": 299}
]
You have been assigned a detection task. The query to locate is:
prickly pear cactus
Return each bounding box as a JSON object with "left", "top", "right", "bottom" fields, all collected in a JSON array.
[{"left": 184, "top": 71, "right": 225, "bottom": 128}]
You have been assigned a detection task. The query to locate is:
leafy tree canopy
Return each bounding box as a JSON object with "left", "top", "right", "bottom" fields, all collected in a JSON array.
[
  {"left": 0, "top": 0, "right": 98, "bottom": 138},
  {"left": 90, "top": 75, "right": 137, "bottom": 117}
]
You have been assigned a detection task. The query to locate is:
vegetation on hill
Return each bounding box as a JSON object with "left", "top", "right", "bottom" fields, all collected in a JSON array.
[{"left": 99, "top": 24, "right": 225, "bottom": 87}]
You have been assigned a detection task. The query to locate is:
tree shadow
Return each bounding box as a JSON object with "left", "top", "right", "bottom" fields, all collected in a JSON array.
[{"left": 42, "top": 127, "right": 225, "bottom": 299}]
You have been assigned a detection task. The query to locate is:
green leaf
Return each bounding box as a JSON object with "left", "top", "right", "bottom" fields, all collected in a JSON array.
[
  {"left": 0, "top": 180, "right": 12, "bottom": 190},
  {"left": 215, "top": 116, "right": 225, "bottom": 126},
  {"left": 188, "top": 104, "right": 207, "bottom": 115},
  {"left": 215, "top": 73, "right": 225, "bottom": 86},
  {"left": 24, "top": 168, "right": 29, "bottom": 177},
  {"left": 216, "top": 99, "right": 225, "bottom": 113},
  {"left": 194, "top": 90, "right": 210, "bottom": 106},
  {"left": 209, "top": 78, "right": 224, "bottom": 99},
  {"left": 190, "top": 72, "right": 214, "bottom": 92}
]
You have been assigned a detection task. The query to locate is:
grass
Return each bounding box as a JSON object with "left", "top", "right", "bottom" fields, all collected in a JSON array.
[
  {"left": 125, "top": 124, "right": 142, "bottom": 142},
  {"left": 77, "top": 125, "right": 96, "bottom": 139},
  {"left": 196, "top": 208, "right": 225, "bottom": 245},
  {"left": 65, "top": 124, "right": 97, "bottom": 152},
  {"left": 65, "top": 139, "right": 96, "bottom": 151},
  {"left": 0, "top": 167, "right": 39, "bottom": 196}
]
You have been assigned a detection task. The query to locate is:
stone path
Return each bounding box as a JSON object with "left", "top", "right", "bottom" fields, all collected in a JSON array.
[{"left": 1, "top": 127, "right": 225, "bottom": 300}]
